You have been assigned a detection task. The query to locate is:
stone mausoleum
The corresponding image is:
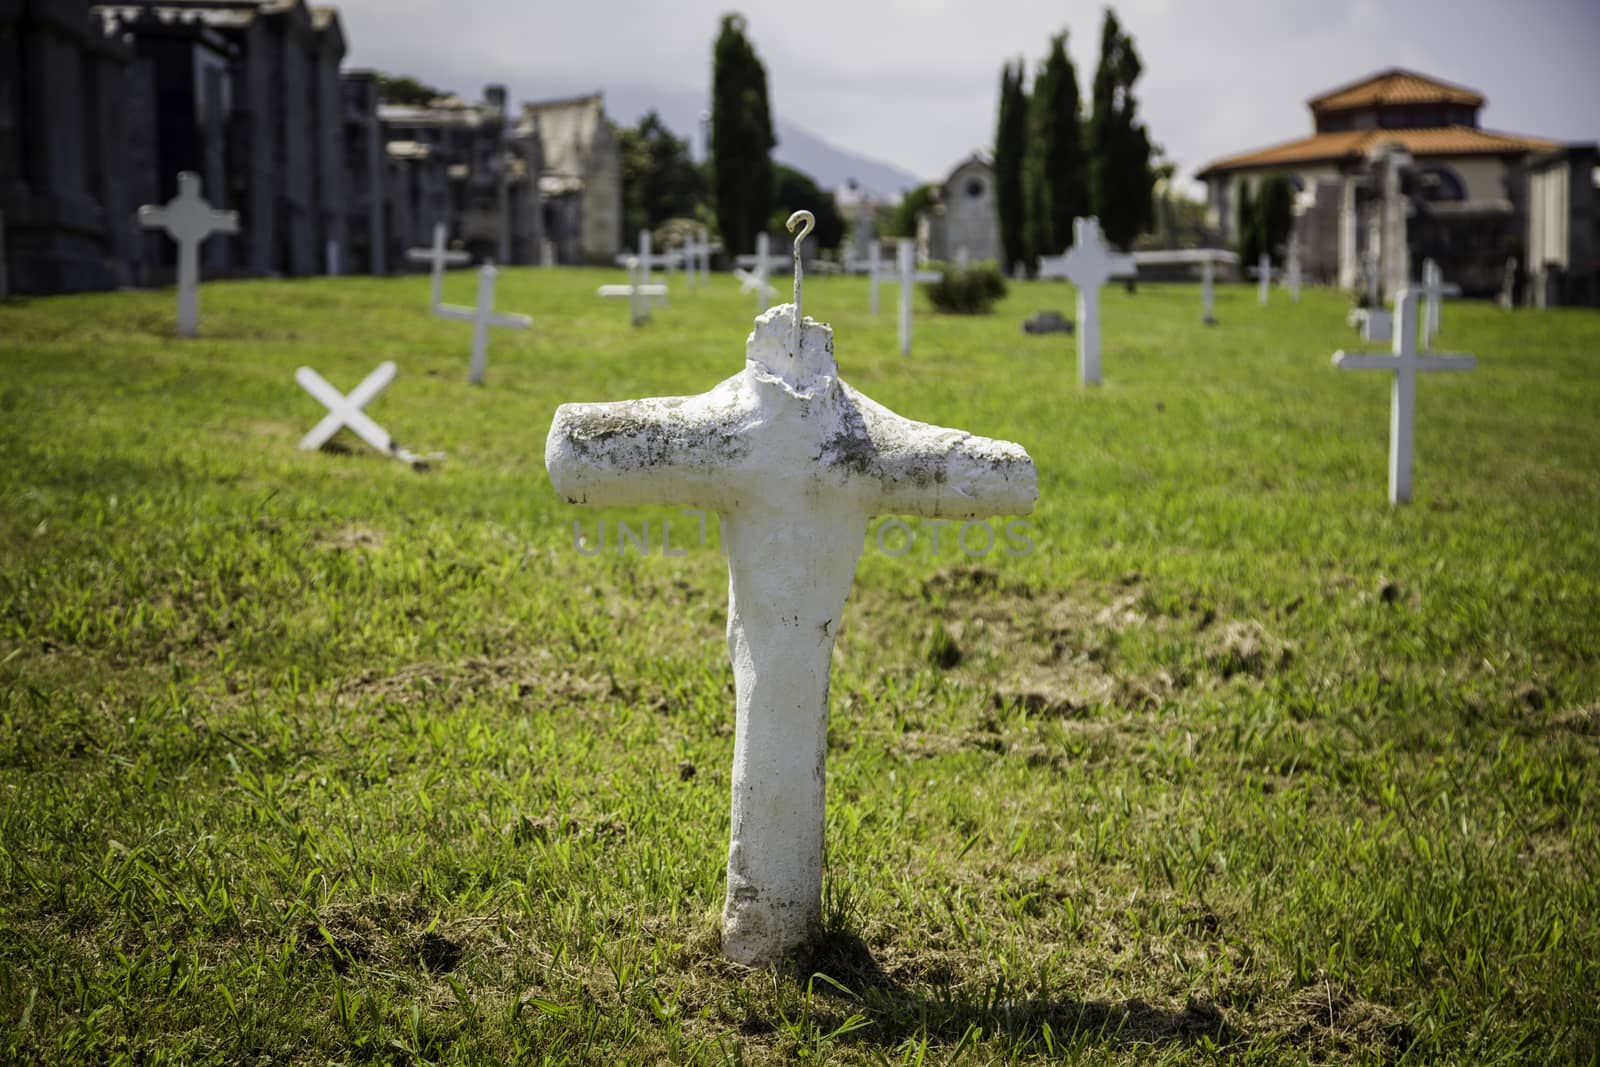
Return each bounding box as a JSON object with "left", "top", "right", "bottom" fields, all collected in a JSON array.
[{"left": 1197, "top": 68, "right": 1598, "bottom": 305}]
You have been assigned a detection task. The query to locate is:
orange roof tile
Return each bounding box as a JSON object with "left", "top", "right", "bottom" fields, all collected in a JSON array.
[
  {"left": 1196, "top": 126, "right": 1559, "bottom": 178},
  {"left": 1309, "top": 68, "right": 1484, "bottom": 112}
]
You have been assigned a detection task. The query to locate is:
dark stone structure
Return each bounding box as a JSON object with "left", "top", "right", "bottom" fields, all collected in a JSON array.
[{"left": 0, "top": 0, "right": 138, "bottom": 294}]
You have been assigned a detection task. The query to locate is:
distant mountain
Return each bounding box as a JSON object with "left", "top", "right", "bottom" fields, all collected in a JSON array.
[{"left": 592, "top": 82, "right": 926, "bottom": 199}]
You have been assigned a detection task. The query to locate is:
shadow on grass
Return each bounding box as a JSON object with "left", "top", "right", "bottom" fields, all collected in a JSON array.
[{"left": 785, "top": 926, "right": 1236, "bottom": 1052}]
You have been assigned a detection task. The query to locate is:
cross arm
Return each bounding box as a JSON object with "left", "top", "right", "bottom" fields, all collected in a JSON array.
[
  {"left": 546, "top": 378, "right": 749, "bottom": 510},
  {"left": 841, "top": 387, "right": 1037, "bottom": 519}
]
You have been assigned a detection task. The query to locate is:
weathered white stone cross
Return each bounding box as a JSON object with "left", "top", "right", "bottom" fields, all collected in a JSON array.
[
  {"left": 296, "top": 360, "right": 422, "bottom": 465},
  {"left": 545, "top": 221, "right": 1037, "bottom": 966},
  {"left": 1334, "top": 288, "right": 1475, "bottom": 504},
  {"left": 1417, "top": 257, "right": 1460, "bottom": 349},
  {"left": 435, "top": 261, "right": 532, "bottom": 385},
  {"left": 1040, "top": 217, "right": 1136, "bottom": 385},
  {"left": 406, "top": 222, "right": 472, "bottom": 311},
  {"left": 137, "top": 171, "right": 239, "bottom": 338}
]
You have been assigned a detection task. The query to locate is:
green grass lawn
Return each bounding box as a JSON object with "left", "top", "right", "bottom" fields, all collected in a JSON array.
[{"left": 2, "top": 264, "right": 1598, "bottom": 1065}]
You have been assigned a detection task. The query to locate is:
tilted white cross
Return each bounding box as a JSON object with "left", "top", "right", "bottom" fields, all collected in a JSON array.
[
  {"left": 435, "top": 261, "right": 532, "bottom": 385},
  {"left": 1417, "top": 257, "right": 1460, "bottom": 349},
  {"left": 545, "top": 292, "right": 1037, "bottom": 966},
  {"left": 406, "top": 222, "right": 472, "bottom": 311},
  {"left": 598, "top": 256, "right": 669, "bottom": 326},
  {"left": 296, "top": 360, "right": 423, "bottom": 465},
  {"left": 1041, "top": 217, "right": 1137, "bottom": 386},
  {"left": 895, "top": 238, "right": 944, "bottom": 356},
  {"left": 1334, "top": 288, "right": 1475, "bottom": 504},
  {"left": 137, "top": 171, "right": 239, "bottom": 338}
]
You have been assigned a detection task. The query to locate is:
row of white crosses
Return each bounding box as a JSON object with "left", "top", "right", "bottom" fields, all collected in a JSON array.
[
  {"left": 137, "top": 172, "right": 239, "bottom": 338},
  {"left": 545, "top": 210, "right": 1037, "bottom": 966},
  {"left": 1039, "top": 217, "right": 1135, "bottom": 386}
]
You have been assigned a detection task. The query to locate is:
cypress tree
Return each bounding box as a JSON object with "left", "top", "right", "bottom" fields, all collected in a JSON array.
[
  {"left": 993, "top": 60, "right": 1029, "bottom": 274},
  {"left": 1236, "top": 179, "right": 1261, "bottom": 267},
  {"left": 711, "top": 14, "right": 775, "bottom": 258},
  {"left": 1022, "top": 32, "right": 1089, "bottom": 262},
  {"left": 1088, "top": 8, "right": 1155, "bottom": 250},
  {"left": 1255, "top": 172, "right": 1295, "bottom": 266}
]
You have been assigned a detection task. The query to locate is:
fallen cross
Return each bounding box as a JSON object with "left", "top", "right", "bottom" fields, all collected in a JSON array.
[{"left": 296, "top": 361, "right": 429, "bottom": 465}]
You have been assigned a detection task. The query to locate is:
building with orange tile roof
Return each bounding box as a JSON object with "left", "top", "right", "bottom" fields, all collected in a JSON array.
[{"left": 1196, "top": 69, "right": 1596, "bottom": 305}]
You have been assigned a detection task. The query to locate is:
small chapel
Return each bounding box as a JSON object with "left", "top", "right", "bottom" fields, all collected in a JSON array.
[{"left": 1197, "top": 68, "right": 1597, "bottom": 306}]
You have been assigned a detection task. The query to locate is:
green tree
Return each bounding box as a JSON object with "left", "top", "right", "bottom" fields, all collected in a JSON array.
[
  {"left": 1023, "top": 32, "right": 1089, "bottom": 263},
  {"left": 768, "top": 165, "right": 844, "bottom": 250},
  {"left": 993, "top": 59, "right": 1029, "bottom": 273},
  {"left": 883, "top": 183, "right": 936, "bottom": 239},
  {"left": 1236, "top": 179, "right": 1261, "bottom": 266},
  {"left": 1087, "top": 8, "right": 1155, "bottom": 250},
  {"left": 711, "top": 13, "right": 775, "bottom": 258},
  {"left": 619, "top": 111, "right": 708, "bottom": 239},
  {"left": 1255, "top": 172, "right": 1295, "bottom": 266},
  {"left": 374, "top": 73, "right": 447, "bottom": 106}
]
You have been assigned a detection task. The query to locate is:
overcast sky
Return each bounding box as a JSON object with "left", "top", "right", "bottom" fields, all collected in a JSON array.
[{"left": 335, "top": 0, "right": 1599, "bottom": 189}]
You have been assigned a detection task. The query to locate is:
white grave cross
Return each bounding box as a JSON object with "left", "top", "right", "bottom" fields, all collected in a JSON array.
[
  {"left": 545, "top": 226, "right": 1038, "bottom": 967},
  {"left": 896, "top": 238, "right": 943, "bottom": 356},
  {"left": 1334, "top": 289, "right": 1475, "bottom": 504},
  {"left": 296, "top": 361, "right": 423, "bottom": 465},
  {"left": 406, "top": 222, "right": 472, "bottom": 311},
  {"left": 736, "top": 232, "right": 785, "bottom": 314},
  {"left": 1286, "top": 237, "right": 1302, "bottom": 304},
  {"left": 435, "top": 261, "right": 532, "bottom": 385},
  {"left": 137, "top": 171, "right": 239, "bottom": 338},
  {"left": 1418, "top": 257, "right": 1460, "bottom": 349},
  {"left": 1249, "top": 252, "right": 1277, "bottom": 305},
  {"left": 598, "top": 256, "right": 668, "bottom": 325},
  {"left": 1042, "top": 217, "right": 1136, "bottom": 386}
]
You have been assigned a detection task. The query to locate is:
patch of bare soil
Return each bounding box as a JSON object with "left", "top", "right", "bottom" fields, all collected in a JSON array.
[
  {"left": 319, "top": 523, "right": 386, "bottom": 551},
  {"left": 1203, "top": 620, "right": 1293, "bottom": 680},
  {"left": 1265, "top": 978, "right": 1414, "bottom": 1058}
]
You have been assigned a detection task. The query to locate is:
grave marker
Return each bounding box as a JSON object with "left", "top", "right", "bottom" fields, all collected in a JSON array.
[
  {"left": 895, "top": 238, "right": 943, "bottom": 356},
  {"left": 545, "top": 215, "right": 1037, "bottom": 965},
  {"left": 598, "top": 256, "right": 668, "bottom": 326},
  {"left": 1499, "top": 257, "right": 1518, "bottom": 310},
  {"left": 1286, "top": 236, "right": 1302, "bottom": 303},
  {"left": 1040, "top": 217, "right": 1136, "bottom": 386},
  {"left": 1417, "top": 257, "right": 1460, "bottom": 349},
  {"left": 1255, "top": 253, "right": 1273, "bottom": 305},
  {"left": 736, "top": 233, "right": 785, "bottom": 315},
  {"left": 435, "top": 261, "right": 532, "bottom": 385},
  {"left": 296, "top": 361, "right": 425, "bottom": 465},
  {"left": 326, "top": 240, "right": 342, "bottom": 277},
  {"left": 406, "top": 222, "right": 472, "bottom": 311},
  {"left": 1334, "top": 288, "right": 1475, "bottom": 504},
  {"left": 616, "top": 229, "right": 679, "bottom": 306},
  {"left": 1201, "top": 259, "right": 1217, "bottom": 324},
  {"left": 136, "top": 171, "right": 239, "bottom": 337}
]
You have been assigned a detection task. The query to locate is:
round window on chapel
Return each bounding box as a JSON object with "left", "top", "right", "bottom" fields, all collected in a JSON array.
[{"left": 966, "top": 179, "right": 985, "bottom": 199}]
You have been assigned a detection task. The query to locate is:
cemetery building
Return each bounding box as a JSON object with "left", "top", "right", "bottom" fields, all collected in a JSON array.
[
  {"left": 95, "top": 0, "right": 351, "bottom": 281},
  {"left": 1, "top": 0, "right": 141, "bottom": 294},
  {"left": 1197, "top": 68, "right": 1599, "bottom": 305},
  {"left": 520, "top": 93, "right": 622, "bottom": 264},
  {"left": 376, "top": 84, "right": 545, "bottom": 267},
  {"left": 917, "top": 154, "right": 1000, "bottom": 266}
]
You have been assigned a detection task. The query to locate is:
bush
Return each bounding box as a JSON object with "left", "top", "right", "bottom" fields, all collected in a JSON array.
[{"left": 926, "top": 263, "right": 1008, "bottom": 314}]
